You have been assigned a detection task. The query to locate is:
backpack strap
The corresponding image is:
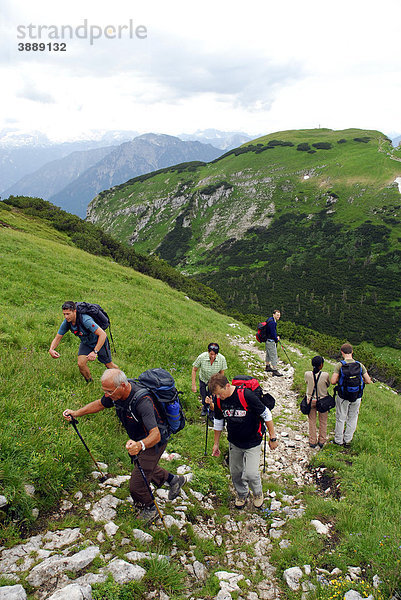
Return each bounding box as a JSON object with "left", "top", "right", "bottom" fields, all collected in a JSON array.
[
  {"left": 237, "top": 387, "right": 249, "bottom": 411},
  {"left": 311, "top": 371, "right": 322, "bottom": 401}
]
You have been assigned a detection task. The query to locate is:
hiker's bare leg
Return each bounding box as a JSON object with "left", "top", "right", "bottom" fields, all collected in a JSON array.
[
  {"left": 78, "top": 355, "right": 92, "bottom": 381},
  {"left": 106, "top": 361, "right": 118, "bottom": 369}
]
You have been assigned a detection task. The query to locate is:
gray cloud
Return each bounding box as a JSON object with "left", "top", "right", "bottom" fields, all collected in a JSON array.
[{"left": 17, "top": 81, "right": 55, "bottom": 104}]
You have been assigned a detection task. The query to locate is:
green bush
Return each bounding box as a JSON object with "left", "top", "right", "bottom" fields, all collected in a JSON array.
[
  {"left": 297, "top": 143, "right": 311, "bottom": 152},
  {"left": 312, "top": 142, "right": 332, "bottom": 150}
]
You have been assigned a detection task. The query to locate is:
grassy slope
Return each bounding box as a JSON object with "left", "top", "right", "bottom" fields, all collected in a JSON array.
[
  {"left": 0, "top": 210, "right": 247, "bottom": 530},
  {"left": 86, "top": 128, "right": 401, "bottom": 348},
  {"left": 89, "top": 128, "right": 401, "bottom": 254},
  {"left": 1, "top": 210, "right": 401, "bottom": 598}
]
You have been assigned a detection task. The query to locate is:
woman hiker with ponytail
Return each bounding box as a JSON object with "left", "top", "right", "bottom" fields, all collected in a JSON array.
[{"left": 304, "top": 356, "right": 331, "bottom": 448}]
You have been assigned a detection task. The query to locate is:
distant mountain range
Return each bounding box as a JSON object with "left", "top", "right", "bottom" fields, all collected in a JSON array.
[
  {"left": 178, "top": 129, "right": 253, "bottom": 149},
  {"left": 48, "top": 134, "right": 222, "bottom": 217},
  {"left": 0, "top": 129, "right": 249, "bottom": 198},
  {"left": 3, "top": 146, "right": 115, "bottom": 201},
  {"left": 1, "top": 131, "right": 243, "bottom": 217},
  {"left": 86, "top": 127, "right": 401, "bottom": 347}
]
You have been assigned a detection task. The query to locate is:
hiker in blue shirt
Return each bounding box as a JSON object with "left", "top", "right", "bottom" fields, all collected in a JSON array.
[
  {"left": 331, "top": 343, "right": 372, "bottom": 447},
  {"left": 49, "top": 301, "right": 118, "bottom": 382},
  {"left": 264, "top": 310, "right": 283, "bottom": 377}
]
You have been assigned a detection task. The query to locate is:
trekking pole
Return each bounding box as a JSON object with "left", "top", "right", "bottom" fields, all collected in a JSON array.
[
  {"left": 131, "top": 455, "right": 173, "bottom": 540},
  {"left": 279, "top": 341, "right": 294, "bottom": 368},
  {"left": 263, "top": 432, "right": 267, "bottom": 473},
  {"left": 69, "top": 416, "right": 107, "bottom": 482}
]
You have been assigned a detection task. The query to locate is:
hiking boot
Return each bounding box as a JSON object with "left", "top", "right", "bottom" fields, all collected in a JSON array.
[
  {"left": 85, "top": 377, "right": 93, "bottom": 384},
  {"left": 309, "top": 443, "right": 317, "bottom": 448},
  {"left": 137, "top": 504, "right": 157, "bottom": 524},
  {"left": 318, "top": 442, "right": 325, "bottom": 449},
  {"left": 265, "top": 365, "right": 273, "bottom": 372},
  {"left": 234, "top": 494, "right": 248, "bottom": 509},
  {"left": 272, "top": 370, "right": 283, "bottom": 377},
  {"left": 253, "top": 492, "right": 264, "bottom": 508},
  {"left": 168, "top": 475, "right": 186, "bottom": 500},
  {"left": 343, "top": 442, "right": 352, "bottom": 448}
]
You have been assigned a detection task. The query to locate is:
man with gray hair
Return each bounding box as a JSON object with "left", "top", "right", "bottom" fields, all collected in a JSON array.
[{"left": 63, "top": 368, "right": 185, "bottom": 523}]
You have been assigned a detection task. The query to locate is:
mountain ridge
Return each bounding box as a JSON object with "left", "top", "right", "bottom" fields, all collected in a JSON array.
[
  {"left": 5, "top": 134, "right": 223, "bottom": 218},
  {"left": 87, "top": 127, "right": 401, "bottom": 347}
]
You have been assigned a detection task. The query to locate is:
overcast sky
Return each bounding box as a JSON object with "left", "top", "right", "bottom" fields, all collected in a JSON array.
[{"left": 1, "top": 0, "right": 401, "bottom": 142}]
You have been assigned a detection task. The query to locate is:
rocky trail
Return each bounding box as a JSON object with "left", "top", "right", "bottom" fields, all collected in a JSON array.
[{"left": 0, "top": 335, "right": 369, "bottom": 600}]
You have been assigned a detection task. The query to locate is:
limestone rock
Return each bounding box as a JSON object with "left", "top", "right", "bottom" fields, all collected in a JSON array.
[
  {"left": 26, "top": 546, "right": 100, "bottom": 587},
  {"left": 45, "top": 583, "right": 92, "bottom": 600},
  {"left": 193, "top": 560, "right": 207, "bottom": 580},
  {"left": 0, "top": 585, "right": 27, "bottom": 600},
  {"left": 23, "top": 485, "right": 35, "bottom": 497},
  {"left": 310, "top": 519, "right": 329, "bottom": 535},
  {"left": 344, "top": 591, "right": 365, "bottom": 600},
  {"left": 106, "top": 559, "right": 146, "bottom": 583},
  {"left": 0, "top": 536, "right": 43, "bottom": 573},
  {"left": 0, "top": 496, "right": 7, "bottom": 508},
  {"left": 104, "top": 475, "right": 130, "bottom": 487},
  {"left": 215, "top": 571, "right": 244, "bottom": 592},
  {"left": 283, "top": 566, "right": 303, "bottom": 590},
  {"left": 90, "top": 495, "right": 122, "bottom": 522},
  {"left": 104, "top": 522, "right": 119, "bottom": 537},
  {"left": 269, "top": 528, "right": 283, "bottom": 539},
  {"left": 132, "top": 528, "right": 153, "bottom": 543},
  {"left": 43, "top": 528, "right": 82, "bottom": 550}
]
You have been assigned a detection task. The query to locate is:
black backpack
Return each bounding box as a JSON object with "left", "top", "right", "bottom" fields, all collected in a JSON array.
[
  {"left": 128, "top": 368, "right": 185, "bottom": 444},
  {"left": 231, "top": 375, "right": 275, "bottom": 410},
  {"left": 74, "top": 302, "right": 115, "bottom": 350},
  {"left": 336, "top": 360, "right": 364, "bottom": 402},
  {"left": 76, "top": 302, "right": 110, "bottom": 329}
]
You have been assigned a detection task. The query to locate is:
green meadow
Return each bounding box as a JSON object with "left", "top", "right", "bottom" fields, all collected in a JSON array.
[{"left": 0, "top": 203, "right": 401, "bottom": 599}]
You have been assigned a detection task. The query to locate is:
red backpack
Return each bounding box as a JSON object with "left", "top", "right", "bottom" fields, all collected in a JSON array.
[{"left": 215, "top": 375, "right": 275, "bottom": 411}]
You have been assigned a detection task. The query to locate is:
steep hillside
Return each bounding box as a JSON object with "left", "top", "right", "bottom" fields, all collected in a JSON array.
[
  {"left": 1, "top": 204, "right": 401, "bottom": 600},
  {"left": 49, "top": 134, "right": 223, "bottom": 217},
  {"left": 87, "top": 128, "right": 401, "bottom": 347},
  {"left": 0, "top": 201, "right": 248, "bottom": 526}
]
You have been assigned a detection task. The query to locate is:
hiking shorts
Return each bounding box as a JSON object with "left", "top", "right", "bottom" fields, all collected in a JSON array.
[{"left": 78, "top": 337, "right": 112, "bottom": 365}]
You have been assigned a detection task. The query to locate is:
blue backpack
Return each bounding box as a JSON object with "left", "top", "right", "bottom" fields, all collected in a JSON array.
[
  {"left": 130, "top": 369, "right": 185, "bottom": 443},
  {"left": 337, "top": 360, "right": 364, "bottom": 402}
]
